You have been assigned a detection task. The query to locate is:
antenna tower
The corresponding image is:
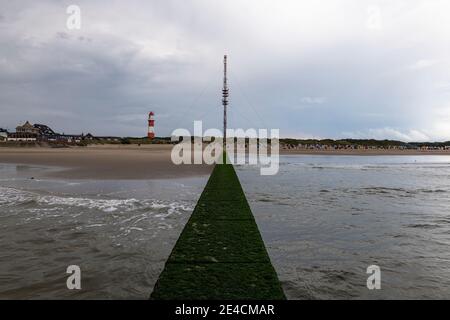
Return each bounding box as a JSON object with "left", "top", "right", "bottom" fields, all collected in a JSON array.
[{"left": 222, "top": 55, "right": 229, "bottom": 154}]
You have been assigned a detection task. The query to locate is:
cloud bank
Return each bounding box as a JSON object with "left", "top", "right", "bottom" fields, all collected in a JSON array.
[{"left": 0, "top": 0, "right": 450, "bottom": 141}]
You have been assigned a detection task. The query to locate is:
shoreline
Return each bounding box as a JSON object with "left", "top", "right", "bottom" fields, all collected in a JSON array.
[
  {"left": 0, "top": 145, "right": 212, "bottom": 180},
  {"left": 1, "top": 145, "right": 450, "bottom": 180}
]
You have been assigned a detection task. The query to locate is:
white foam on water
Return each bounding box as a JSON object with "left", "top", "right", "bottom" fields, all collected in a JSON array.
[
  {"left": 37, "top": 196, "right": 144, "bottom": 212},
  {"left": 0, "top": 186, "right": 35, "bottom": 206},
  {"left": 0, "top": 186, "right": 193, "bottom": 215}
]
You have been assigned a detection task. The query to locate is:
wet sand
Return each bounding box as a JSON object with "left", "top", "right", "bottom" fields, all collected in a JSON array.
[
  {"left": 0, "top": 145, "right": 212, "bottom": 180},
  {"left": 1, "top": 145, "right": 449, "bottom": 180}
]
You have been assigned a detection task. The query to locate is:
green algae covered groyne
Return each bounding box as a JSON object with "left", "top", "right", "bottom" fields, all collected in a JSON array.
[{"left": 150, "top": 163, "right": 285, "bottom": 300}]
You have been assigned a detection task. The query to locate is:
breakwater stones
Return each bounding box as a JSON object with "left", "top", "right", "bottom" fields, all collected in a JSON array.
[{"left": 151, "top": 164, "right": 285, "bottom": 300}]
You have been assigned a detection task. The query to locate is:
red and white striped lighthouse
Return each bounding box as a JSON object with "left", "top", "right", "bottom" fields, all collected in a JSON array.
[{"left": 148, "top": 111, "right": 155, "bottom": 139}]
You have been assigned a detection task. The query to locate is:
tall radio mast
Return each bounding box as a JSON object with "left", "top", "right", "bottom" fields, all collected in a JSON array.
[{"left": 222, "top": 55, "right": 229, "bottom": 153}]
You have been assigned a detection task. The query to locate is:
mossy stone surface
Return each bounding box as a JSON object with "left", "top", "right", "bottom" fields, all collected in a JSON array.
[{"left": 150, "top": 163, "right": 285, "bottom": 300}]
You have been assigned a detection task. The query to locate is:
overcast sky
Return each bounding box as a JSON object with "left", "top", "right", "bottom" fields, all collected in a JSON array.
[{"left": 1, "top": 0, "right": 450, "bottom": 141}]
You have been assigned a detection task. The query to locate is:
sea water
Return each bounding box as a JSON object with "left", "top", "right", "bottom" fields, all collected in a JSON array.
[
  {"left": 237, "top": 155, "right": 450, "bottom": 299},
  {"left": 0, "top": 163, "right": 206, "bottom": 299},
  {"left": 1, "top": 155, "right": 450, "bottom": 299}
]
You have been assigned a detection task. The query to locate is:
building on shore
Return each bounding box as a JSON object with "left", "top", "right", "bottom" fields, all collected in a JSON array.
[
  {"left": 5, "top": 121, "right": 38, "bottom": 141},
  {"left": 4, "top": 121, "right": 97, "bottom": 143},
  {"left": 16, "top": 121, "right": 40, "bottom": 135},
  {"left": 51, "top": 133, "right": 96, "bottom": 143},
  {"left": 33, "top": 123, "right": 56, "bottom": 139},
  {"left": 95, "top": 136, "right": 121, "bottom": 142},
  {"left": 6, "top": 121, "right": 39, "bottom": 141},
  {"left": 6, "top": 133, "right": 37, "bottom": 142},
  {"left": 0, "top": 128, "right": 8, "bottom": 141}
]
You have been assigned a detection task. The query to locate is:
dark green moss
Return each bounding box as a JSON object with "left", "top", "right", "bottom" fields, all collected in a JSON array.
[
  {"left": 169, "top": 220, "right": 271, "bottom": 263},
  {"left": 192, "top": 200, "right": 254, "bottom": 221},
  {"left": 151, "top": 263, "right": 285, "bottom": 300},
  {"left": 150, "top": 163, "right": 285, "bottom": 300}
]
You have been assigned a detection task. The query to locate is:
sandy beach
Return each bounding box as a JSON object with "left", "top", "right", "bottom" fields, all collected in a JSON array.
[
  {"left": 0, "top": 145, "right": 212, "bottom": 180},
  {"left": 1, "top": 145, "right": 450, "bottom": 180}
]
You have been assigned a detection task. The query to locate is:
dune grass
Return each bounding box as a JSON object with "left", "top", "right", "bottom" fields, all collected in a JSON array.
[{"left": 150, "top": 163, "right": 285, "bottom": 300}]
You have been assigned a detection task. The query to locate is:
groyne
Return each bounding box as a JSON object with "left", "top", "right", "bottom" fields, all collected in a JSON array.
[{"left": 151, "top": 163, "right": 285, "bottom": 299}]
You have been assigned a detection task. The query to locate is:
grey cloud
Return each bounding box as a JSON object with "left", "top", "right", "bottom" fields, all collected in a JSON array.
[{"left": 0, "top": 0, "right": 450, "bottom": 140}]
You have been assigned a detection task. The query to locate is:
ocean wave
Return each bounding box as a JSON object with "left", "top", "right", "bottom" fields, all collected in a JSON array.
[
  {"left": 305, "top": 163, "right": 450, "bottom": 171},
  {"left": 343, "top": 186, "right": 449, "bottom": 197},
  {"left": 0, "top": 187, "right": 35, "bottom": 206},
  {"left": 37, "top": 196, "right": 144, "bottom": 212},
  {"left": 407, "top": 223, "right": 441, "bottom": 230},
  {"left": 418, "top": 189, "right": 447, "bottom": 193},
  {"left": 311, "top": 165, "right": 367, "bottom": 170},
  {"left": 0, "top": 186, "right": 192, "bottom": 214}
]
